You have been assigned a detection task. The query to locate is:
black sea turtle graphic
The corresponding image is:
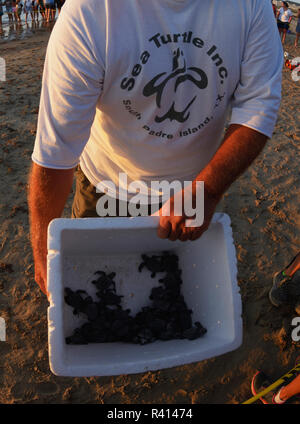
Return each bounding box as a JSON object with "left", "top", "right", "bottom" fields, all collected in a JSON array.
[{"left": 143, "top": 48, "right": 208, "bottom": 123}]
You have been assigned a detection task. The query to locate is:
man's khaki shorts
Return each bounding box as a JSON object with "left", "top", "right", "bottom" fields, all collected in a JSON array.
[{"left": 71, "top": 166, "right": 160, "bottom": 218}]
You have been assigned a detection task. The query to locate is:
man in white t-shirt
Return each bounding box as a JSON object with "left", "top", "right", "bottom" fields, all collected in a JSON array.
[
  {"left": 28, "top": 0, "right": 283, "bottom": 295},
  {"left": 277, "top": 1, "right": 293, "bottom": 44}
]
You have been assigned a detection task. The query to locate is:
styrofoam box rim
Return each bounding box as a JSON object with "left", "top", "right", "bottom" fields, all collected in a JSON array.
[{"left": 47, "top": 213, "right": 242, "bottom": 376}]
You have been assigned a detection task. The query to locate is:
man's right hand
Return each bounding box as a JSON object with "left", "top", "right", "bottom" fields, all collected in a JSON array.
[{"left": 34, "top": 251, "right": 48, "bottom": 297}]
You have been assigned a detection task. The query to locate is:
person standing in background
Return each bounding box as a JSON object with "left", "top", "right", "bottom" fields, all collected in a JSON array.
[
  {"left": 38, "top": 0, "right": 45, "bottom": 20},
  {"left": 24, "top": 0, "right": 33, "bottom": 22},
  {"left": 44, "top": 0, "right": 50, "bottom": 22},
  {"left": 12, "top": 0, "right": 19, "bottom": 22},
  {"left": 55, "top": 0, "right": 64, "bottom": 15},
  {"left": 33, "top": 0, "right": 39, "bottom": 20},
  {"left": 16, "top": 0, "right": 23, "bottom": 22},
  {"left": 45, "top": 0, "right": 54, "bottom": 22},
  {"left": 4, "top": 0, "right": 14, "bottom": 23},
  {"left": 0, "top": 2, "right": 3, "bottom": 27},
  {"left": 50, "top": 0, "right": 55, "bottom": 21},
  {"left": 271, "top": 0, "right": 277, "bottom": 18},
  {"left": 295, "top": 8, "right": 300, "bottom": 47},
  {"left": 277, "top": 1, "right": 293, "bottom": 44}
]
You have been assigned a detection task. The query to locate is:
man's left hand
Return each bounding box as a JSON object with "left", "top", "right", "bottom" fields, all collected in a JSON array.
[{"left": 157, "top": 187, "right": 221, "bottom": 242}]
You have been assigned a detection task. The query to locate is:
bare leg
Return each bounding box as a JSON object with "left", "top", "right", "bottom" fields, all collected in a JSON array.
[
  {"left": 295, "top": 33, "right": 299, "bottom": 48},
  {"left": 282, "top": 29, "right": 287, "bottom": 44},
  {"left": 278, "top": 374, "right": 300, "bottom": 401}
]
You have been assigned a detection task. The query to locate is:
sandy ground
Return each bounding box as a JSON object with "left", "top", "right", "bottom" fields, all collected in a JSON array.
[{"left": 0, "top": 20, "right": 299, "bottom": 404}]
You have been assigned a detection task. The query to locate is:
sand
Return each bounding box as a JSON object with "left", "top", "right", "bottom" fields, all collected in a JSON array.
[{"left": 0, "top": 20, "right": 299, "bottom": 404}]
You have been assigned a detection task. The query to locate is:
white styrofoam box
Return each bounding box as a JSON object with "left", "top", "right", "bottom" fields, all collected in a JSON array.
[{"left": 47, "top": 213, "right": 242, "bottom": 377}]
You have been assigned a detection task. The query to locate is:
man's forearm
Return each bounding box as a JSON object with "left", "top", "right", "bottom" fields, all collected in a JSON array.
[
  {"left": 194, "top": 124, "right": 268, "bottom": 199},
  {"left": 28, "top": 163, "right": 74, "bottom": 292}
]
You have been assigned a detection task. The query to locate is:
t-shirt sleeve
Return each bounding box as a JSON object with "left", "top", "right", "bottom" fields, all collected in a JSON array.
[
  {"left": 32, "top": 0, "right": 105, "bottom": 169},
  {"left": 229, "top": 0, "right": 283, "bottom": 138}
]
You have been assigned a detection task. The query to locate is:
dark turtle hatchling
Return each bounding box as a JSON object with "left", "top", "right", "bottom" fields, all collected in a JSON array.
[
  {"left": 138, "top": 254, "right": 165, "bottom": 278},
  {"left": 64, "top": 288, "right": 88, "bottom": 315},
  {"left": 92, "top": 271, "right": 116, "bottom": 292}
]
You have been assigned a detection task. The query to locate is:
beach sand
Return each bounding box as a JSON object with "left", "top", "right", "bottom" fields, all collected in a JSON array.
[{"left": 0, "top": 22, "right": 299, "bottom": 404}]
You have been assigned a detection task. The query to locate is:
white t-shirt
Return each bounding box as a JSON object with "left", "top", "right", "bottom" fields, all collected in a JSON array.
[
  {"left": 278, "top": 7, "right": 293, "bottom": 22},
  {"left": 32, "top": 0, "right": 283, "bottom": 196}
]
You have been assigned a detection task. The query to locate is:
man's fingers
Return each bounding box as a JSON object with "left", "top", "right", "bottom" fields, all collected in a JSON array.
[
  {"left": 157, "top": 219, "right": 171, "bottom": 239},
  {"left": 189, "top": 230, "right": 202, "bottom": 241},
  {"left": 37, "top": 280, "right": 47, "bottom": 296},
  {"left": 168, "top": 221, "right": 182, "bottom": 241},
  {"left": 35, "top": 272, "right": 48, "bottom": 296},
  {"left": 158, "top": 220, "right": 205, "bottom": 242},
  {"left": 179, "top": 227, "right": 189, "bottom": 241},
  {"left": 158, "top": 217, "right": 210, "bottom": 242},
  {"left": 189, "top": 223, "right": 208, "bottom": 241}
]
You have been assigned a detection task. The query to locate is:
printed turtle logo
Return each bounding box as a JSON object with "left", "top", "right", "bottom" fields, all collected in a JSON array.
[{"left": 143, "top": 48, "right": 208, "bottom": 123}]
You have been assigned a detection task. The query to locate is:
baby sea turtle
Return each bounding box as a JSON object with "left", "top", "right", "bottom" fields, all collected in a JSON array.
[
  {"left": 64, "top": 288, "right": 89, "bottom": 315},
  {"left": 182, "top": 322, "right": 207, "bottom": 340},
  {"left": 96, "top": 290, "right": 123, "bottom": 306},
  {"left": 160, "top": 251, "right": 179, "bottom": 272},
  {"left": 159, "top": 271, "right": 182, "bottom": 289},
  {"left": 85, "top": 302, "right": 99, "bottom": 321},
  {"left": 65, "top": 328, "right": 88, "bottom": 345},
  {"left": 65, "top": 253, "right": 207, "bottom": 345},
  {"left": 92, "top": 271, "right": 116, "bottom": 292},
  {"left": 138, "top": 254, "right": 165, "bottom": 278}
]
